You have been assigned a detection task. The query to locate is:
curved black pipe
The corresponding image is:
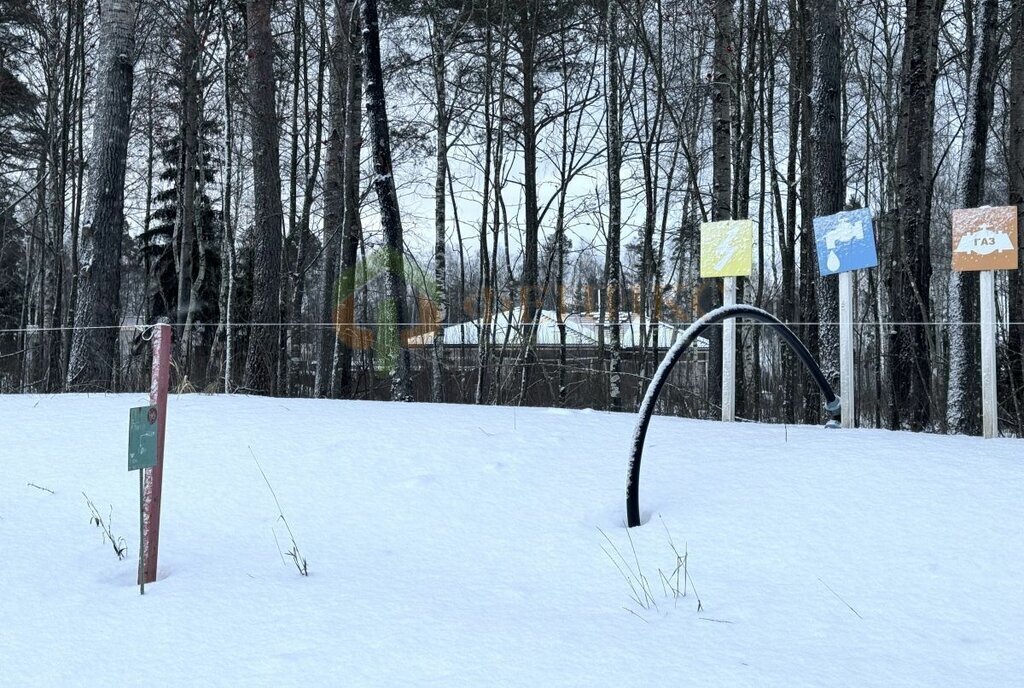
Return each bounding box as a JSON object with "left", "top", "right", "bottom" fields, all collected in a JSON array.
[{"left": 626, "top": 304, "right": 840, "bottom": 528}]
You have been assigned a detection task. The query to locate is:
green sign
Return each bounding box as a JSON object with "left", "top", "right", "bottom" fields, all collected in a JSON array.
[{"left": 128, "top": 406, "right": 158, "bottom": 471}]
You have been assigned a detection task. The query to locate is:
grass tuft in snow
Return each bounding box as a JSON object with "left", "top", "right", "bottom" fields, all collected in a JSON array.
[
  {"left": 170, "top": 359, "right": 197, "bottom": 394},
  {"left": 599, "top": 526, "right": 659, "bottom": 615},
  {"left": 250, "top": 448, "right": 308, "bottom": 577},
  {"left": 657, "top": 516, "right": 702, "bottom": 613},
  {"left": 600, "top": 517, "right": 704, "bottom": 619},
  {"left": 82, "top": 493, "right": 127, "bottom": 560}
]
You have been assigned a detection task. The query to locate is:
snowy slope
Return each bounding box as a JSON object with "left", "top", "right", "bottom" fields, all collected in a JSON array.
[{"left": 1, "top": 394, "right": 1022, "bottom": 686}]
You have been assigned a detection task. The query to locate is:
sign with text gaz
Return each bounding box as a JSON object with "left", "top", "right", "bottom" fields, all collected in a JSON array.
[{"left": 952, "top": 206, "right": 1019, "bottom": 272}]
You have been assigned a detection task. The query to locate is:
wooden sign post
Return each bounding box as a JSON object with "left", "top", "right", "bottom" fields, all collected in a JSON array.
[
  {"left": 140, "top": 321, "right": 171, "bottom": 584},
  {"left": 952, "top": 206, "right": 1019, "bottom": 439},
  {"left": 699, "top": 219, "right": 754, "bottom": 422},
  {"left": 812, "top": 208, "right": 878, "bottom": 429}
]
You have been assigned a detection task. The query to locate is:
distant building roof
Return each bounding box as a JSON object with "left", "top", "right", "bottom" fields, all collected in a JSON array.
[{"left": 408, "top": 310, "right": 708, "bottom": 350}]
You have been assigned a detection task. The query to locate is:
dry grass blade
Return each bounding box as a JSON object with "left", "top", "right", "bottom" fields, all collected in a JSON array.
[
  {"left": 82, "top": 493, "right": 127, "bottom": 560},
  {"left": 599, "top": 527, "right": 658, "bottom": 613},
  {"left": 818, "top": 577, "right": 863, "bottom": 619},
  {"left": 250, "top": 448, "right": 308, "bottom": 576},
  {"left": 660, "top": 516, "right": 702, "bottom": 612}
]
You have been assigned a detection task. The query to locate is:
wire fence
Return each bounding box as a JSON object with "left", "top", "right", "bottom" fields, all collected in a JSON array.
[{"left": 1, "top": 320, "right": 1022, "bottom": 436}]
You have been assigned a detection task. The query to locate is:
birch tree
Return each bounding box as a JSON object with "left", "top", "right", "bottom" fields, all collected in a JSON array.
[{"left": 605, "top": 0, "right": 622, "bottom": 411}]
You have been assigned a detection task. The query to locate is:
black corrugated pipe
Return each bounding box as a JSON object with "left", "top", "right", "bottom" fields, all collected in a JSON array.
[{"left": 626, "top": 305, "right": 841, "bottom": 528}]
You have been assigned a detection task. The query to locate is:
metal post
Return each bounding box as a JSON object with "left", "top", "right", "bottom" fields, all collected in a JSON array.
[
  {"left": 839, "top": 271, "right": 855, "bottom": 429},
  {"left": 141, "top": 321, "right": 171, "bottom": 584},
  {"left": 138, "top": 470, "right": 145, "bottom": 595},
  {"left": 980, "top": 270, "right": 997, "bottom": 439},
  {"left": 722, "top": 277, "right": 737, "bottom": 422}
]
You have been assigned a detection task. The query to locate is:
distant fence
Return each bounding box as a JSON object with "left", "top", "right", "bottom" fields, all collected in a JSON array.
[{"left": 2, "top": 321, "right": 1022, "bottom": 436}]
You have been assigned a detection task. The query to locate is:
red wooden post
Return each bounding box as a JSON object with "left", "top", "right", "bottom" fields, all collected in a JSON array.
[{"left": 140, "top": 321, "right": 171, "bottom": 584}]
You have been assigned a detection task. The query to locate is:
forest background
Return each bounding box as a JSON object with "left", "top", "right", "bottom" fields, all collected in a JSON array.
[{"left": 1, "top": 0, "right": 1022, "bottom": 436}]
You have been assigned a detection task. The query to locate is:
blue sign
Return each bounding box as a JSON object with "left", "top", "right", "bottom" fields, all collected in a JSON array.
[{"left": 812, "top": 208, "right": 878, "bottom": 276}]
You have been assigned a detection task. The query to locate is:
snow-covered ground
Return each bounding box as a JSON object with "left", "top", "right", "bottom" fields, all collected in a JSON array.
[{"left": 1, "top": 394, "right": 1022, "bottom": 686}]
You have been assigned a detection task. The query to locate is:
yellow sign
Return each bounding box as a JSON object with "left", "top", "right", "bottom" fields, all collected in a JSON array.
[
  {"left": 952, "top": 206, "right": 1018, "bottom": 272},
  {"left": 700, "top": 219, "right": 754, "bottom": 278}
]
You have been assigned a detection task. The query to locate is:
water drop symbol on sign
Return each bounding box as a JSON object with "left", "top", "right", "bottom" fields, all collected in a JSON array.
[
  {"left": 827, "top": 251, "right": 840, "bottom": 272},
  {"left": 822, "top": 216, "right": 866, "bottom": 274}
]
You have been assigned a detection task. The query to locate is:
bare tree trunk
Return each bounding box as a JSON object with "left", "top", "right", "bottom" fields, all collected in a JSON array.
[
  {"left": 316, "top": 0, "right": 348, "bottom": 398},
  {"left": 889, "top": 0, "right": 945, "bottom": 430},
  {"left": 430, "top": 14, "right": 449, "bottom": 404},
  {"left": 632, "top": 21, "right": 662, "bottom": 409},
  {"left": 20, "top": 150, "right": 45, "bottom": 390},
  {"left": 211, "top": 0, "right": 236, "bottom": 391},
  {"left": 283, "top": 0, "right": 305, "bottom": 394},
  {"left": 708, "top": 0, "right": 734, "bottom": 412},
  {"left": 48, "top": 0, "right": 77, "bottom": 387},
  {"left": 487, "top": 22, "right": 509, "bottom": 405},
  {"left": 766, "top": 11, "right": 796, "bottom": 422},
  {"left": 176, "top": 1, "right": 201, "bottom": 364},
  {"left": 65, "top": 0, "right": 88, "bottom": 378},
  {"left": 731, "top": 0, "right": 758, "bottom": 419},
  {"left": 811, "top": 0, "right": 843, "bottom": 388},
  {"left": 336, "top": 1, "right": 362, "bottom": 396},
  {"left": 475, "top": 10, "right": 494, "bottom": 405},
  {"left": 797, "top": 0, "right": 818, "bottom": 424},
  {"left": 287, "top": 0, "right": 325, "bottom": 396},
  {"left": 66, "top": 0, "right": 135, "bottom": 391},
  {"left": 141, "top": 69, "right": 156, "bottom": 324},
  {"left": 1009, "top": 0, "right": 1024, "bottom": 436},
  {"left": 752, "top": 0, "right": 768, "bottom": 420},
  {"left": 515, "top": 2, "right": 542, "bottom": 404},
  {"left": 242, "top": 0, "right": 285, "bottom": 396},
  {"left": 362, "top": 0, "right": 411, "bottom": 401},
  {"left": 606, "top": 0, "right": 622, "bottom": 412},
  {"left": 947, "top": 0, "right": 998, "bottom": 435}
]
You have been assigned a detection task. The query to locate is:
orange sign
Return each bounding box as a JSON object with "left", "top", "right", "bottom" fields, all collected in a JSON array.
[{"left": 952, "top": 206, "right": 1018, "bottom": 272}]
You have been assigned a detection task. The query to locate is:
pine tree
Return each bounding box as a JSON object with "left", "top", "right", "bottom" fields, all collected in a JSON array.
[
  {"left": 138, "top": 122, "right": 223, "bottom": 358},
  {"left": 0, "top": 205, "right": 26, "bottom": 331},
  {"left": 0, "top": 0, "right": 40, "bottom": 168}
]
